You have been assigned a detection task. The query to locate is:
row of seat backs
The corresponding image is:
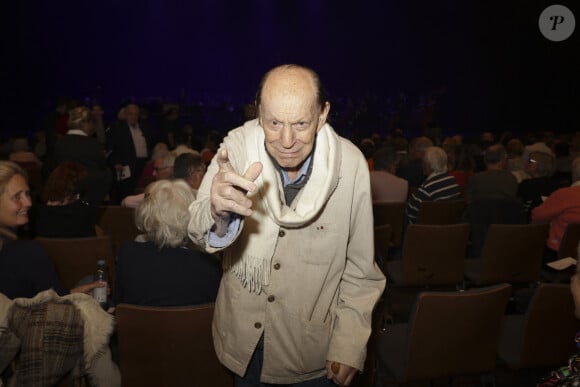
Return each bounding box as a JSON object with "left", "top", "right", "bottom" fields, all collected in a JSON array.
[
  {"left": 384, "top": 223, "right": 550, "bottom": 287},
  {"left": 34, "top": 206, "right": 140, "bottom": 291},
  {"left": 377, "top": 283, "right": 580, "bottom": 383}
]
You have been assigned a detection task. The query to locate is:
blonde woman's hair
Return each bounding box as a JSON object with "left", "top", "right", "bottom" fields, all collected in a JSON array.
[
  {"left": 67, "top": 106, "right": 94, "bottom": 131},
  {"left": 135, "top": 179, "right": 194, "bottom": 248},
  {"left": 0, "top": 161, "right": 27, "bottom": 197}
]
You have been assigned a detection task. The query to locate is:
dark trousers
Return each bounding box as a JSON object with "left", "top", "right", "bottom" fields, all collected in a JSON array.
[{"left": 235, "top": 336, "right": 334, "bottom": 387}]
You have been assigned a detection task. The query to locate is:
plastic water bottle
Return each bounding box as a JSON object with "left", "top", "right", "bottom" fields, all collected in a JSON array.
[{"left": 93, "top": 259, "right": 108, "bottom": 307}]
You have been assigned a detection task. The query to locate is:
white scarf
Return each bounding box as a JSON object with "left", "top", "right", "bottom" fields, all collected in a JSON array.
[{"left": 223, "top": 120, "right": 341, "bottom": 293}]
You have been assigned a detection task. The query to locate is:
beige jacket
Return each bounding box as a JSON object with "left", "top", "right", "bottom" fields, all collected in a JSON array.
[{"left": 188, "top": 120, "right": 386, "bottom": 384}]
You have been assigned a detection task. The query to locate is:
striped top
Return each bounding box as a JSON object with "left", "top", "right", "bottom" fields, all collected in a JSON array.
[{"left": 407, "top": 172, "right": 461, "bottom": 223}]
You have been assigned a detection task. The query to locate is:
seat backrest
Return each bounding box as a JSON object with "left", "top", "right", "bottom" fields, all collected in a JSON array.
[
  {"left": 399, "top": 224, "right": 470, "bottom": 286},
  {"left": 115, "top": 303, "right": 233, "bottom": 387},
  {"left": 374, "top": 224, "right": 392, "bottom": 272},
  {"left": 416, "top": 199, "right": 466, "bottom": 225},
  {"left": 520, "top": 283, "right": 580, "bottom": 367},
  {"left": 466, "top": 198, "right": 526, "bottom": 258},
  {"left": 35, "top": 236, "right": 115, "bottom": 292},
  {"left": 96, "top": 206, "right": 140, "bottom": 253},
  {"left": 478, "top": 223, "right": 549, "bottom": 284},
  {"left": 373, "top": 202, "right": 406, "bottom": 247},
  {"left": 405, "top": 283, "right": 511, "bottom": 382},
  {"left": 558, "top": 223, "right": 580, "bottom": 260}
]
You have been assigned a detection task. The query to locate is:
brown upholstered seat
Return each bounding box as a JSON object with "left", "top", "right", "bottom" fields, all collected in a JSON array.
[
  {"left": 115, "top": 303, "right": 234, "bottom": 387},
  {"left": 376, "top": 283, "right": 511, "bottom": 383},
  {"left": 373, "top": 202, "right": 406, "bottom": 248},
  {"left": 416, "top": 199, "right": 466, "bottom": 225},
  {"left": 558, "top": 223, "right": 580, "bottom": 260},
  {"left": 387, "top": 223, "right": 470, "bottom": 287},
  {"left": 374, "top": 224, "right": 392, "bottom": 271},
  {"left": 464, "top": 223, "right": 549, "bottom": 285},
  {"left": 498, "top": 283, "right": 580, "bottom": 369},
  {"left": 96, "top": 206, "right": 140, "bottom": 253},
  {"left": 35, "top": 236, "right": 115, "bottom": 292}
]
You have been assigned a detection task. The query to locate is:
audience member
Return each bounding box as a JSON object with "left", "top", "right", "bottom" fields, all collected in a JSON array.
[
  {"left": 406, "top": 146, "right": 461, "bottom": 223},
  {"left": 35, "top": 162, "right": 99, "bottom": 238},
  {"left": 91, "top": 104, "right": 107, "bottom": 146},
  {"left": 506, "top": 138, "right": 529, "bottom": 183},
  {"left": 135, "top": 142, "right": 169, "bottom": 193},
  {"left": 446, "top": 144, "right": 475, "bottom": 186},
  {"left": 370, "top": 146, "right": 408, "bottom": 202},
  {"left": 53, "top": 106, "right": 112, "bottom": 205},
  {"left": 531, "top": 157, "right": 580, "bottom": 262},
  {"left": 523, "top": 131, "right": 555, "bottom": 161},
  {"left": 114, "top": 179, "right": 221, "bottom": 306},
  {"left": 397, "top": 136, "right": 433, "bottom": 187},
  {"left": 107, "top": 103, "right": 154, "bottom": 201},
  {"left": 173, "top": 152, "right": 206, "bottom": 197},
  {"left": 9, "top": 137, "right": 42, "bottom": 168},
  {"left": 0, "top": 161, "right": 102, "bottom": 299},
  {"left": 466, "top": 144, "right": 518, "bottom": 203},
  {"left": 517, "top": 151, "right": 561, "bottom": 219},
  {"left": 121, "top": 150, "right": 176, "bottom": 208}
]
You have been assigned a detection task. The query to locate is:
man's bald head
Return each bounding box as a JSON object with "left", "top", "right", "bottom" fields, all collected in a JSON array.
[{"left": 255, "top": 64, "right": 327, "bottom": 112}]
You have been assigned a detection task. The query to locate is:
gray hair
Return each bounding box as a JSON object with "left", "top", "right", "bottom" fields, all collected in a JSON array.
[
  {"left": 135, "top": 179, "right": 194, "bottom": 248},
  {"left": 484, "top": 144, "right": 507, "bottom": 165},
  {"left": 529, "top": 151, "right": 554, "bottom": 177},
  {"left": 423, "top": 146, "right": 448, "bottom": 174}
]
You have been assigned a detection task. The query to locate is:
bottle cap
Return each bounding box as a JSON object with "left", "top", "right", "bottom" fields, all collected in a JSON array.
[{"left": 97, "top": 259, "right": 106, "bottom": 266}]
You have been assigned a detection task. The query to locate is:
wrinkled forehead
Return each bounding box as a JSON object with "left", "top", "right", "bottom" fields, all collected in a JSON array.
[{"left": 260, "top": 70, "right": 319, "bottom": 118}]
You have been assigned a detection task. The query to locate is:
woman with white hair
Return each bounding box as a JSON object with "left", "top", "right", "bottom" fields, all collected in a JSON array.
[
  {"left": 114, "top": 179, "right": 221, "bottom": 306},
  {"left": 406, "top": 146, "right": 461, "bottom": 223}
]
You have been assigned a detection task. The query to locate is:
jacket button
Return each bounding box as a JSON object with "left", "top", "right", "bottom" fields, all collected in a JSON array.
[
  {"left": 279, "top": 230, "right": 286, "bottom": 237},
  {"left": 267, "top": 295, "right": 275, "bottom": 302},
  {"left": 273, "top": 263, "right": 281, "bottom": 270},
  {"left": 254, "top": 322, "right": 262, "bottom": 329}
]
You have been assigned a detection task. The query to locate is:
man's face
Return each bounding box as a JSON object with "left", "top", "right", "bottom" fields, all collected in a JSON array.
[
  {"left": 152, "top": 159, "right": 173, "bottom": 180},
  {"left": 190, "top": 165, "right": 206, "bottom": 190},
  {"left": 259, "top": 70, "right": 329, "bottom": 176},
  {"left": 125, "top": 105, "right": 139, "bottom": 127}
]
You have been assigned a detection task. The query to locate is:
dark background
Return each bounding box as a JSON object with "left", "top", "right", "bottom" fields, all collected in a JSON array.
[{"left": 5, "top": 0, "right": 579, "bottom": 138}]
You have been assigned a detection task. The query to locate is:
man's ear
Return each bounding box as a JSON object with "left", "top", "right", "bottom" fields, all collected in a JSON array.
[{"left": 317, "top": 101, "right": 331, "bottom": 132}]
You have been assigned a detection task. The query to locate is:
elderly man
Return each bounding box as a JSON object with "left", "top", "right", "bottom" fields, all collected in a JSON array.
[
  {"left": 121, "top": 151, "right": 175, "bottom": 208},
  {"left": 466, "top": 143, "right": 518, "bottom": 203},
  {"left": 370, "top": 145, "right": 408, "bottom": 202},
  {"left": 517, "top": 151, "right": 561, "bottom": 219},
  {"left": 406, "top": 146, "right": 461, "bottom": 223},
  {"left": 107, "top": 103, "right": 153, "bottom": 201},
  {"left": 188, "top": 65, "right": 385, "bottom": 386}
]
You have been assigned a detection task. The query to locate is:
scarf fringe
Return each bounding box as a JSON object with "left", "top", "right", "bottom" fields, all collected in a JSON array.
[{"left": 224, "top": 253, "right": 271, "bottom": 294}]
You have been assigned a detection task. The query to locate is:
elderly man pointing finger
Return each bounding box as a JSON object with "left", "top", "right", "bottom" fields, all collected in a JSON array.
[{"left": 188, "top": 64, "right": 385, "bottom": 386}]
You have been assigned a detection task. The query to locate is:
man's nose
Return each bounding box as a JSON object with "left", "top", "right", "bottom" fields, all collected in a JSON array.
[{"left": 280, "top": 126, "right": 295, "bottom": 148}]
